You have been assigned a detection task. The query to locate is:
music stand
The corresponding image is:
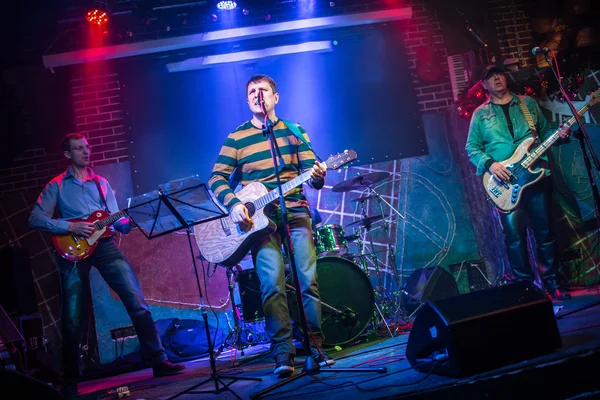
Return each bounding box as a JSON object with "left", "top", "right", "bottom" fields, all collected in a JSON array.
[{"left": 126, "top": 175, "right": 262, "bottom": 399}]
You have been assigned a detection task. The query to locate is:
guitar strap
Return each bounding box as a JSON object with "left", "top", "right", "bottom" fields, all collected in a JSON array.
[
  {"left": 518, "top": 97, "right": 539, "bottom": 142},
  {"left": 282, "top": 119, "right": 322, "bottom": 162},
  {"left": 92, "top": 176, "right": 110, "bottom": 212}
]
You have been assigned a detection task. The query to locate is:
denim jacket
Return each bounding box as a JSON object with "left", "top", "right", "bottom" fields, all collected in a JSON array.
[{"left": 465, "top": 93, "right": 552, "bottom": 176}]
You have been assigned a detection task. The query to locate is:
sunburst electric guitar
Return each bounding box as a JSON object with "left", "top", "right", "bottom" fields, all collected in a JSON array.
[
  {"left": 484, "top": 88, "right": 600, "bottom": 211},
  {"left": 52, "top": 209, "right": 128, "bottom": 261},
  {"left": 195, "top": 150, "right": 358, "bottom": 266}
]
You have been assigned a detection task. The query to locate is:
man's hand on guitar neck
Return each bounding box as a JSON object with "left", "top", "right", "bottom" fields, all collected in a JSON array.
[
  {"left": 68, "top": 221, "right": 95, "bottom": 238},
  {"left": 230, "top": 203, "right": 254, "bottom": 230},
  {"left": 489, "top": 162, "right": 513, "bottom": 183}
]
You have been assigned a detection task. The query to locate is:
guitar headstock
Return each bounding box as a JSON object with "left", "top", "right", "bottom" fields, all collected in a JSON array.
[
  {"left": 323, "top": 150, "right": 358, "bottom": 170},
  {"left": 589, "top": 87, "right": 600, "bottom": 107}
]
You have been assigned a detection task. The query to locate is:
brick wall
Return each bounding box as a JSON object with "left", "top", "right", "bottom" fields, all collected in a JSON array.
[
  {"left": 488, "top": 0, "right": 535, "bottom": 68},
  {"left": 401, "top": 0, "right": 455, "bottom": 113},
  {"left": 70, "top": 64, "right": 129, "bottom": 167},
  {"left": 0, "top": 63, "right": 128, "bottom": 194}
]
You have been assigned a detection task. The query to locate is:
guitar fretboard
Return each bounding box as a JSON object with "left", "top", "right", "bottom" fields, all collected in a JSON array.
[
  {"left": 94, "top": 210, "right": 128, "bottom": 230},
  {"left": 521, "top": 100, "right": 594, "bottom": 168},
  {"left": 254, "top": 169, "right": 315, "bottom": 210}
]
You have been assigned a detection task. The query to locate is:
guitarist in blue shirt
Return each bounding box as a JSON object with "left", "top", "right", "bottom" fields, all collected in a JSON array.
[
  {"left": 465, "top": 65, "right": 572, "bottom": 300},
  {"left": 29, "top": 133, "right": 184, "bottom": 397}
]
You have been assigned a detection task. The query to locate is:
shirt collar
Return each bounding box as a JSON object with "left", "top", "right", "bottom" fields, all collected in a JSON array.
[
  {"left": 483, "top": 92, "right": 520, "bottom": 107},
  {"left": 65, "top": 166, "right": 96, "bottom": 181}
]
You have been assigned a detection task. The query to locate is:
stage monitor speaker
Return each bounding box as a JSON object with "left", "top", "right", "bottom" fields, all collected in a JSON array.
[
  {"left": 406, "top": 281, "right": 561, "bottom": 377},
  {"left": 0, "top": 247, "right": 38, "bottom": 317},
  {"left": 402, "top": 266, "right": 458, "bottom": 314}
]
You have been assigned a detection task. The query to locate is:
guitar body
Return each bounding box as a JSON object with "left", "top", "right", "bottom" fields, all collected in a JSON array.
[
  {"left": 194, "top": 182, "right": 277, "bottom": 266},
  {"left": 52, "top": 210, "right": 116, "bottom": 261},
  {"left": 483, "top": 138, "right": 545, "bottom": 212}
]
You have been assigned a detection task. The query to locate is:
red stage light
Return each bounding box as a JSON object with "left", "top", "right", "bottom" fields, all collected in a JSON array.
[{"left": 86, "top": 9, "right": 109, "bottom": 25}]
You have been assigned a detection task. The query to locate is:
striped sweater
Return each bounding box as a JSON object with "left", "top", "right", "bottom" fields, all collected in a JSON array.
[{"left": 209, "top": 119, "right": 318, "bottom": 211}]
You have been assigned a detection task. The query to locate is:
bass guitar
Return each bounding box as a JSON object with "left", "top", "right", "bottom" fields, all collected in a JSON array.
[
  {"left": 195, "top": 150, "right": 357, "bottom": 266},
  {"left": 484, "top": 88, "right": 600, "bottom": 211},
  {"left": 52, "top": 209, "right": 128, "bottom": 261}
]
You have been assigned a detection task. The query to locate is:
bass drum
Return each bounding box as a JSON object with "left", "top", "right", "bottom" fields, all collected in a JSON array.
[{"left": 289, "top": 256, "right": 374, "bottom": 347}]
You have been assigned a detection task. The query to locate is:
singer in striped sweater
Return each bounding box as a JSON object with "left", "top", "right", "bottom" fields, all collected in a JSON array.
[{"left": 208, "top": 74, "right": 333, "bottom": 376}]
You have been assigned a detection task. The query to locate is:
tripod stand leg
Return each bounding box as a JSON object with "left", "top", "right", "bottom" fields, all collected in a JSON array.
[
  {"left": 167, "top": 231, "right": 262, "bottom": 400},
  {"left": 373, "top": 301, "right": 394, "bottom": 337}
]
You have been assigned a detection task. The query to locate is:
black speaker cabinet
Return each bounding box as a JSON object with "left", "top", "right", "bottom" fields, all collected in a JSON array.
[
  {"left": 402, "top": 266, "right": 458, "bottom": 314},
  {"left": 406, "top": 281, "right": 562, "bottom": 377}
]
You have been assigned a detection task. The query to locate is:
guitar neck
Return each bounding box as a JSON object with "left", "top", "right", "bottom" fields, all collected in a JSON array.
[
  {"left": 522, "top": 100, "right": 593, "bottom": 168},
  {"left": 96, "top": 210, "right": 128, "bottom": 229},
  {"left": 253, "top": 170, "right": 314, "bottom": 211}
]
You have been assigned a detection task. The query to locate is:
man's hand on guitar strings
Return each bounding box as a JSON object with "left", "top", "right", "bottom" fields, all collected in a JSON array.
[
  {"left": 68, "top": 221, "right": 95, "bottom": 238},
  {"left": 557, "top": 124, "right": 571, "bottom": 139},
  {"left": 230, "top": 203, "right": 254, "bottom": 230},
  {"left": 489, "top": 162, "right": 513, "bottom": 183}
]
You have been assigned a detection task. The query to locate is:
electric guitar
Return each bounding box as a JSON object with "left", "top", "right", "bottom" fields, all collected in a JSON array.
[
  {"left": 484, "top": 88, "right": 600, "bottom": 211},
  {"left": 195, "top": 150, "right": 358, "bottom": 266},
  {"left": 52, "top": 209, "right": 128, "bottom": 261}
]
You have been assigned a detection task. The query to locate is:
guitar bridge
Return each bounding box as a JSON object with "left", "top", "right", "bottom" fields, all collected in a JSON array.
[{"left": 220, "top": 218, "right": 232, "bottom": 236}]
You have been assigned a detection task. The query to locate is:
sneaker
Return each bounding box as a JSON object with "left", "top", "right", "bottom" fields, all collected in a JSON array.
[
  {"left": 545, "top": 280, "right": 572, "bottom": 301},
  {"left": 548, "top": 287, "right": 572, "bottom": 301},
  {"left": 310, "top": 346, "right": 335, "bottom": 367},
  {"left": 273, "top": 353, "right": 294, "bottom": 377}
]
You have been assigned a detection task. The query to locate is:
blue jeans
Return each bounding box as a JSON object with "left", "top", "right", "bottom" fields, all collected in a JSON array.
[
  {"left": 251, "top": 210, "right": 323, "bottom": 357},
  {"left": 56, "top": 238, "right": 166, "bottom": 379}
]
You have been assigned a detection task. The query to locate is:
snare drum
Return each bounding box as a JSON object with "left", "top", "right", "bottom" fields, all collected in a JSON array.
[{"left": 313, "top": 224, "right": 348, "bottom": 257}]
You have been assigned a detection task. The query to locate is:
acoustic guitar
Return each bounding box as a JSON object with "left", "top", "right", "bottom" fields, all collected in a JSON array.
[{"left": 195, "top": 150, "right": 357, "bottom": 266}]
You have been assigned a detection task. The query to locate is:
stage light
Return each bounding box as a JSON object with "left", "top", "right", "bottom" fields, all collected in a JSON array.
[
  {"left": 211, "top": 13, "right": 218, "bottom": 21},
  {"left": 87, "top": 9, "right": 109, "bottom": 25},
  {"left": 216, "top": 1, "right": 237, "bottom": 10},
  {"left": 242, "top": 8, "right": 249, "bottom": 15}
]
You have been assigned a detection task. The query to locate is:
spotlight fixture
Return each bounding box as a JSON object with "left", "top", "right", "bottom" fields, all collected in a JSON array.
[
  {"left": 86, "top": 9, "right": 109, "bottom": 25},
  {"left": 211, "top": 13, "right": 218, "bottom": 21},
  {"left": 242, "top": 8, "right": 249, "bottom": 15},
  {"left": 216, "top": 1, "right": 237, "bottom": 10}
]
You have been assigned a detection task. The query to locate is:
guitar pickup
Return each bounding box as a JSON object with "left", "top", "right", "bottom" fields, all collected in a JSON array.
[{"left": 489, "top": 186, "right": 502, "bottom": 198}]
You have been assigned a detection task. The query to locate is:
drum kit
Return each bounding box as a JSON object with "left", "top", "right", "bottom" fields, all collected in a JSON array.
[{"left": 231, "top": 171, "right": 409, "bottom": 351}]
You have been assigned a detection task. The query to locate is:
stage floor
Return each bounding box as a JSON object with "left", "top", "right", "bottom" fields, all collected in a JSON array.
[{"left": 76, "top": 288, "right": 600, "bottom": 400}]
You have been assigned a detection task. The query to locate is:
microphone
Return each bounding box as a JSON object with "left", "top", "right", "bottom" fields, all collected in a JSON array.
[{"left": 531, "top": 47, "right": 551, "bottom": 56}]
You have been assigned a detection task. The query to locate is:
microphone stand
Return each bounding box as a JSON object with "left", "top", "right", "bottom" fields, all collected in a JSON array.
[
  {"left": 543, "top": 52, "right": 600, "bottom": 301},
  {"left": 250, "top": 101, "right": 385, "bottom": 400}
]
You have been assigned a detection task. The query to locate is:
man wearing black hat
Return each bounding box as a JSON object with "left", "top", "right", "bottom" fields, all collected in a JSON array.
[{"left": 465, "top": 64, "right": 572, "bottom": 300}]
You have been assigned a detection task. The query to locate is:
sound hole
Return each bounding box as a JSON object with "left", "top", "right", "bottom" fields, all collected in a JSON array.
[{"left": 245, "top": 202, "right": 256, "bottom": 217}]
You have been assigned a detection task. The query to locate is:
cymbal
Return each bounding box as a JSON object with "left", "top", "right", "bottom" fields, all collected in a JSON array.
[
  {"left": 345, "top": 215, "right": 383, "bottom": 229},
  {"left": 331, "top": 172, "right": 390, "bottom": 193},
  {"left": 350, "top": 194, "right": 377, "bottom": 203}
]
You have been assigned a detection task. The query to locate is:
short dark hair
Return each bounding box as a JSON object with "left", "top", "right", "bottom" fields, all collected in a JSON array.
[
  {"left": 245, "top": 74, "right": 277, "bottom": 95},
  {"left": 61, "top": 133, "right": 86, "bottom": 152}
]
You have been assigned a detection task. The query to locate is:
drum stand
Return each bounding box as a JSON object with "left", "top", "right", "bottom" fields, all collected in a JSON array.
[
  {"left": 358, "top": 182, "right": 410, "bottom": 325},
  {"left": 213, "top": 265, "right": 257, "bottom": 361},
  {"left": 352, "top": 233, "right": 394, "bottom": 338}
]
